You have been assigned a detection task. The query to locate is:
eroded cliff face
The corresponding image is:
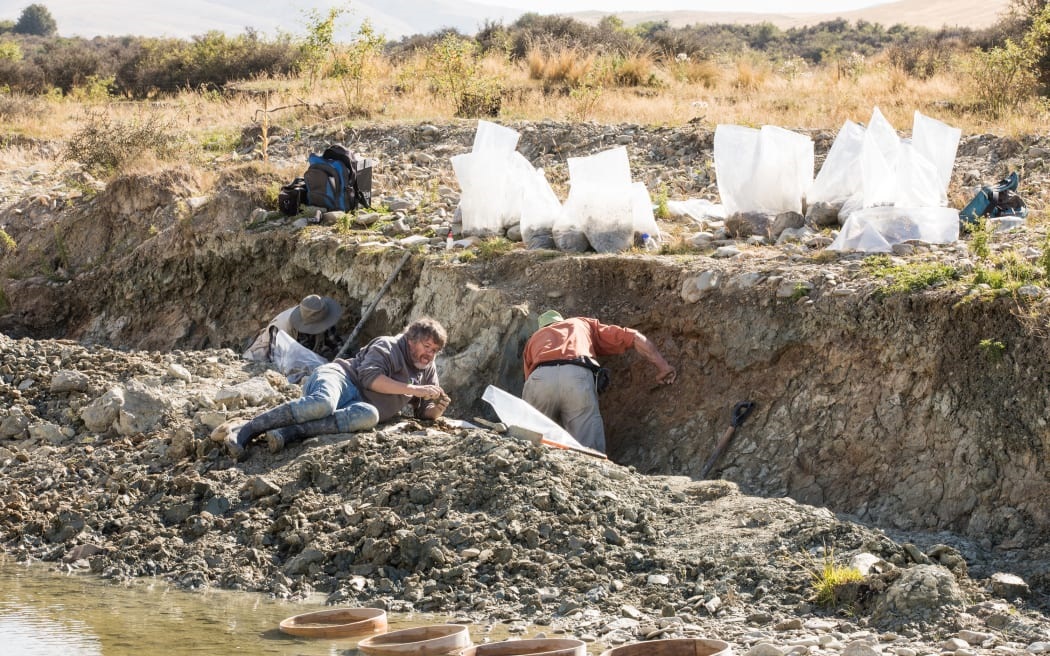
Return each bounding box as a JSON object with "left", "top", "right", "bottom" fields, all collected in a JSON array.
[{"left": 1, "top": 126, "right": 1048, "bottom": 581}]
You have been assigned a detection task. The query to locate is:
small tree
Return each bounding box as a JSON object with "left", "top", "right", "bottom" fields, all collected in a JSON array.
[
  {"left": 297, "top": 5, "right": 345, "bottom": 89},
  {"left": 1023, "top": 5, "right": 1050, "bottom": 94},
  {"left": 332, "top": 19, "right": 385, "bottom": 109},
  {"left": 14, "top": 4, "right": 57, "bottom": 37}
]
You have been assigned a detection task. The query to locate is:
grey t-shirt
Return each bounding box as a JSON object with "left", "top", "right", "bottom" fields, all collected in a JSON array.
[{"left": 335, "top": 334, "right": 438, "bottom": 421}]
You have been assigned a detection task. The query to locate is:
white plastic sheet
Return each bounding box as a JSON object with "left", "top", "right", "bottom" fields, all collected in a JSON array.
[
  {"left": 666, "top": 199, "right": 726, "bottom": 223},
  {"left": 481, "top": 385, "right": 606, "bottom": 458},
  {"left": 828, "top": 206, "right": 960, "bottom": 253}
]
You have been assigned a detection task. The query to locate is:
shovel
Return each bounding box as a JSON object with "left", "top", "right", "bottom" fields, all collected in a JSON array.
[{"left": 699, "top": 401, "right": 755, "bottom": 479}]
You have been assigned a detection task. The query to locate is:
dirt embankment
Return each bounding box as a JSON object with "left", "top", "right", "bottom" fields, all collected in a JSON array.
[{"left": 0, "top": 120, "right": 1049, "bottom": 652}]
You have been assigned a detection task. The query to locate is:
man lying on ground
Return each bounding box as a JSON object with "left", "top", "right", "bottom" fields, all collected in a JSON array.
[{"left": 226, "top": 316, "right": 451, "bottom": 459}]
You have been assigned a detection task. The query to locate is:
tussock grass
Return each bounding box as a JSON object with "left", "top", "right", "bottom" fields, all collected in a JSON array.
[{"left": 809, "top": 552, "right": 864, "bottom": 608}]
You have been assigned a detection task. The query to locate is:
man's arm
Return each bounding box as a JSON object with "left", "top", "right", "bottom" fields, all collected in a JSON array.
[
  {"left": 367, "top": 374, "right": 444, "bottom": 400},
  {"left": 632, "top": 332, "right": 676, "bottom": 385}
]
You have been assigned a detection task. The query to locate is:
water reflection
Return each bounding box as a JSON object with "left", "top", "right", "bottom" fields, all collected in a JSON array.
[{"left": 0, "top": 559, "right": 495, "bottom": 656}]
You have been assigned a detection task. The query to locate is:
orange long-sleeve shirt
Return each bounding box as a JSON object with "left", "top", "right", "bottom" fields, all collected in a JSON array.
[{"left": 523, "top": 317, "right": 638, "bottom": 379}]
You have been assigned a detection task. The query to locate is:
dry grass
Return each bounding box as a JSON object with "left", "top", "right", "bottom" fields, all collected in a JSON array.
[
  {"left": 527, "top": 47, "right": 597, "bottom": 87},
  {"left": 4, "top": 48, "right": 1046, "bottom": 156}
]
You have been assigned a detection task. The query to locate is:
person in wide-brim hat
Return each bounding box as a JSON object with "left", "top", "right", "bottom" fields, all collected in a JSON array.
[{"left": 290, "top": 294, "right": 343, "bottom": 334}]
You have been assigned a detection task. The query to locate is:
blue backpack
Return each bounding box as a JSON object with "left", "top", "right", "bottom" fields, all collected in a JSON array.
[
  {"left": 960, "top": 171, "right": 1027, "bottom": 226},
  {"left": 303, "top": 144, "right": 369, "bottom": 212}
]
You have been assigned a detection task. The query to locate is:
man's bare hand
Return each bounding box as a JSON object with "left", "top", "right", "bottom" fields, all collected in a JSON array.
[
  {"left": 655, "top": 365, "right": 676, "bottom": 385},
  {"left": 410, "top": 384, "right": 445, "bottom": 400}
]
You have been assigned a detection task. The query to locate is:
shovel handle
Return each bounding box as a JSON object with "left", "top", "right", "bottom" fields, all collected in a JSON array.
[
  {"left": 700, "top": 401, "right": 756, "bottom": 479},
  {"left": 699, "top": 424, "right": 735, "bottom": 479}
]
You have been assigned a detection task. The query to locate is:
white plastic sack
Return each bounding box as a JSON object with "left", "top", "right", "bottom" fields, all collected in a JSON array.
[
  {"left": 808, "top": 121, "right": 865, "bottom": 206},
  {"left": 472, "top": 119, "right": 520, "bottom": 153},
  {"left": 268, "top": 327, "right": 328, "bottom": 384},
  {"left": 519, "top": 167, "right": 565, "bottom": 242},
  {"left": 714, "top": 124, "right": 813, "bottom": 215},
  {"left": 814, "top": 107, "right": 962, "bottom": 251},
  {"left": 911, "top": 110, "right": 961, "bottom": 193},
  {"left": 631, "top": 182, "right": 660, "bottom": 242},
  {"left": 828, "top": 206, "right": 960, "bottom": 252},
  {"left": 892, "top": 142, "right": 947, "bottom": 208},
  {"left": 452, "top": 150, "right": 535, "bottom": 235},
  {"left": 481, "top": 385, "right": 606, "bottom": 458},
  {"left": 562, "top": 147, "right": 653, "bottom": 253},
  {"left": 859, "top": 107, "right": 903, "bottom": 207}
]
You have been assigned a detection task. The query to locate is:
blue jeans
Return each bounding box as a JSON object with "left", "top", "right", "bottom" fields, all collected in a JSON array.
[{"left": 287, "top": 362, "right": 369, "bottom": 423}]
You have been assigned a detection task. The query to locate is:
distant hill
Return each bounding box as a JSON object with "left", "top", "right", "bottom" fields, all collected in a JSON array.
[
  {"left": 0, "top": 0, "right": 523, "bottom": 41},
  {"left": 0, "top": 0, "right": 1012, "bottom": 41},
  {"left": 568, "top": 0, "right": 1012, "bottom": 31}
]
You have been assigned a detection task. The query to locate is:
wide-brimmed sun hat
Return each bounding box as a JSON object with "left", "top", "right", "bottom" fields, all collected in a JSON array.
[
  {"left": 537, "top": 309, "right": 564, "bottom": 328},
  {"left": 290, "top": 294, "right": 343, "bottom": 334}
]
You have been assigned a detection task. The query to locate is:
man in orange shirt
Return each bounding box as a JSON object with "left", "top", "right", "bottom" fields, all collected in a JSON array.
[{"left": 522, "top": 310, "right": 676, "bottom": 453}]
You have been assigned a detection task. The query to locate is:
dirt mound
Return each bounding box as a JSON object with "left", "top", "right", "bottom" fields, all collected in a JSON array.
[{"left": 0, "top": 332, "right": 1048, "bottom": 652}]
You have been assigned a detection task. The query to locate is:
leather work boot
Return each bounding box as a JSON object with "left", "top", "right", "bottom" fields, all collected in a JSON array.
[
  {"left": 228, "top": 404, "right": 297, "bottom": 459},
  {"left": 264, "top": 404, "right": 379, "bottom": 454},
  {"left": 265, "top": 430, "right": 287, "bottom": 454}
]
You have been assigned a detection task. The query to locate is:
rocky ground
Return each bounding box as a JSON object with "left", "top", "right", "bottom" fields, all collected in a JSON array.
[
  {"left": 0, "top": 333, "right": 1048, "bottom": 655},
  {"left": 1, "top": 119, "right": 1050, "bottom": 654}
]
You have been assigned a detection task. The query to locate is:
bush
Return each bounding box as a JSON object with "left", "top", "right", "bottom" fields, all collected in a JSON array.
[
  {"left": 65, "top": 109, "right": 187, "bottom": 176},
  {"left": 961, "top": 39, "right": 1034, "bottom": 116}
]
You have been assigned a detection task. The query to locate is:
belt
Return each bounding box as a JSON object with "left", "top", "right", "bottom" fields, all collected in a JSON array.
[{"left": 533, "top": 357, "right": 597, "bottom": 372}]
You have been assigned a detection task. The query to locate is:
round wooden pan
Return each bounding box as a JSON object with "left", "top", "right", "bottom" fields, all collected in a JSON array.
[
  {"left": 599, "top": 638, "right": 732, "bottom": 656},
  {"left": 459, "top": 638, "right": 588, "bottom": 656},
  {"left": 357, "top": 624, "right": 472, "bottom": 656},
  {"left": 278, "top": 607, "right": 388, "bottom": 639}
]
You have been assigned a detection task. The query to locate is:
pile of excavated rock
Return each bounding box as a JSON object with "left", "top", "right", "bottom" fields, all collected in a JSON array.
[{"left": 0, "top": 332, "right": 1047, "bottom": 655}]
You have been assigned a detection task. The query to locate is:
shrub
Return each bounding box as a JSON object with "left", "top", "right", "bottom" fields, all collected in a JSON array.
[
  {"left": 607, "top": 51, "right": 656, "bottom": 87},
  {"left": 65, "top": 109, "right": 186, "bottom": 176},
  {"left": 668, "top": 55, "right": 721, "bottom": 86},
  {"left": 423, "top": 33, "right": 503, "bottom": 117},
  {"left": 527, "top": 47, "right": 595, "bottom": 88},
  {"left": 332, "top": 20, "right": 386, "bottom": 109},
  {"left": 961, "top": 39, "right": 1034, "bottom": 116},
  {"left": 0, "top": 39, "right": 22, "bottom": 61}
]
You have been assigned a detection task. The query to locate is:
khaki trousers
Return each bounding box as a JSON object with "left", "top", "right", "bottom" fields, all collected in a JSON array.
[{"left": 523, "top": 363, "right": 605, "bottom": 452}]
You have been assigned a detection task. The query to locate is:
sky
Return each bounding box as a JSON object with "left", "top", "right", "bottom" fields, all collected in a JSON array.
[{"left": 480, "top": 0, "right": 891, "bottom": 13}]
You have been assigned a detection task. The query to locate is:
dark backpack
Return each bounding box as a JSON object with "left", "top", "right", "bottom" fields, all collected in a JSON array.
[
  {"left": 303, "top": 144, "right": 371, "bottom": 212},
  {"left": 278, "top": 177, "right": 307, "bottom": 216},
  {"left": 960, "top": 171, "right": 1028, "bottom": 225}
]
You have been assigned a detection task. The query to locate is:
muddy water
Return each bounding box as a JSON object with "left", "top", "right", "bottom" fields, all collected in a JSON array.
[{"left": 0, "top": 560, "right": 528, "bottom": 655}]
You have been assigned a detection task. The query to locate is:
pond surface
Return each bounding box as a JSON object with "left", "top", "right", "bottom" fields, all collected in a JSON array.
[{"left": 0, "top": 558, "right": 525, "bottom": 655}]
